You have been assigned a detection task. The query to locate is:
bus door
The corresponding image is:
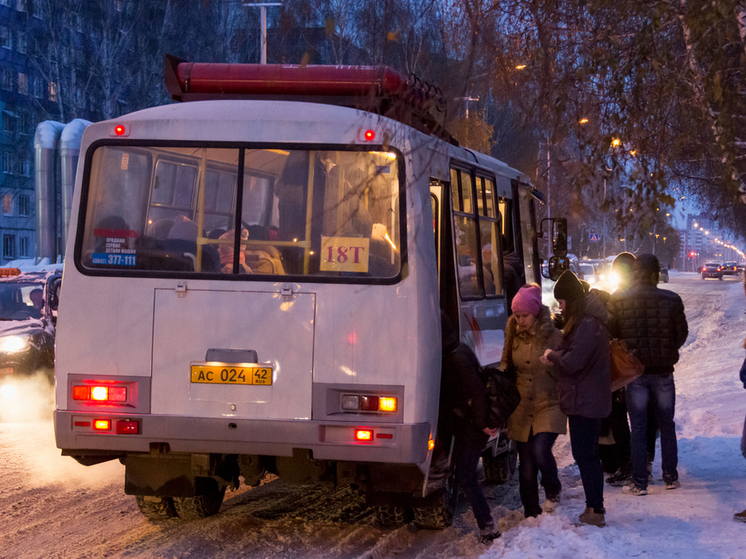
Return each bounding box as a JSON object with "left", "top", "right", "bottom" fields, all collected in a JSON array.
[{"left": 449, "top": 166, "right": 508, "bottom": 366}]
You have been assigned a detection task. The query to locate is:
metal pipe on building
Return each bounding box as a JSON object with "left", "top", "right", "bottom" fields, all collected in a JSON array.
[
  {"left": 33, "top": 121, "right": 65, "bottom": 264},
  {"left": 60, "top": 119, "right": 91, "bottom": 259}
]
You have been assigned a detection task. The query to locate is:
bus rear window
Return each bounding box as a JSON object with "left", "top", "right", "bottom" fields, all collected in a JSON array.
[{"left": 79, "top": 145, "right": 402, "bottom": 280}]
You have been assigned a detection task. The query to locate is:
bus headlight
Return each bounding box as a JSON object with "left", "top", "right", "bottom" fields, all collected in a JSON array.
[{"left": 0, "top": 334, "right": 30, "bottom": 353}]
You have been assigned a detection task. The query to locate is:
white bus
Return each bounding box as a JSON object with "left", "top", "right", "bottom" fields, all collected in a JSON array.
[{"left": 54, "top": 57, "right": 551, "bottom": 526}]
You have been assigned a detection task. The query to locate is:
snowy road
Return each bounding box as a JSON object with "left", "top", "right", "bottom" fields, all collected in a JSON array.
[{"left": 2, "top": 272, "right": 746, "bottom": 559}]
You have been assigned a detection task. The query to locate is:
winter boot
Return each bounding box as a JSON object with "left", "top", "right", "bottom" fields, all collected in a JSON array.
[
  {"left": 542, "top": 493, "right": 560, "bottom": 513},
  {"left": 606, "top": 466, "right": 633, "bottom": 487},
  {"left": 479, "top": 521, "right": 501, "bottom": 543},
  {"left": 734, "top": 509, "right": 746, "bottom": 523},
  {"left": 578, "top": 507, "right": 606, "bottom": 527}
]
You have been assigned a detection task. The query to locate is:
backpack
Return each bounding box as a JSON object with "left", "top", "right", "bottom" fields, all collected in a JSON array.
[{"left": 482, "top": 365, "right": 521, "bottom": 429}]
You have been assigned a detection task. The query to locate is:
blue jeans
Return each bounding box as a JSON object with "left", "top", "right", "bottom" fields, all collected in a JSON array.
[
  {"left": 626, "top": 374, "right": 678, "bottom": 489},
  {"left": 516, "top": 431, "right": 561, "bottom": 517},
  {"left": 568, "top": 415, "right": 605, "bottom": 512},
  {"left": 453, "top": 435, "right": 492, "bottom": 530}
]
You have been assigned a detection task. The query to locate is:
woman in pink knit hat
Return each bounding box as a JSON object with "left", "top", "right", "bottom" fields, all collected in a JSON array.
[{"left": 499, "top": 283, "right": 565, "bottom": 518}]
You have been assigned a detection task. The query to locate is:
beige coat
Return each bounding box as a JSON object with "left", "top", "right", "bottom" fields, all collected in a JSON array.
[{"left": 501, "top": 306, "right": 567, "bottom": 442}]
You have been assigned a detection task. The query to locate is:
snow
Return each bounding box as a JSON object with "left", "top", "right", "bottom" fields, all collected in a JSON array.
[{"left": 1, "top": 271, "right": 745, "bottom": 558}]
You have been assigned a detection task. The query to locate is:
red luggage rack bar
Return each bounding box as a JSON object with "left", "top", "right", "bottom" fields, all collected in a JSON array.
[{"left": 163, "top": 54, "right": 455, "bottom": 144}]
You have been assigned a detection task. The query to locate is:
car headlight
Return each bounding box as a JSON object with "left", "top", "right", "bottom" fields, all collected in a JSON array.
[{"left": 0, "top": 334, "right": 30, "bottom": 353}]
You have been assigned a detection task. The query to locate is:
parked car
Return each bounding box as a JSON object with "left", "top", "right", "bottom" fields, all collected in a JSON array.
[
  {"left": 721, "top": 261, "right": 739, "bottom": 276},
  {"left": 0, "top": 267, "right": 62, "bottom": 383},
  {"left": 701, "top": 262, "right": 723, "bottom": 280}
]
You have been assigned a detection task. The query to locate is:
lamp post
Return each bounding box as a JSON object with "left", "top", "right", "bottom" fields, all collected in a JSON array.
[{"left": 244, "top": 2, "right": 282, "bottom": 64}]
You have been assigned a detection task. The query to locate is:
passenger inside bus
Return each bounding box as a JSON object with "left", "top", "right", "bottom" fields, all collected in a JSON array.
[
  {"left": 244, "top": 225, "right": 285, "bottom": 275},
  {"left": 218, "top": 229, "right": 252, "bottom": 274}
]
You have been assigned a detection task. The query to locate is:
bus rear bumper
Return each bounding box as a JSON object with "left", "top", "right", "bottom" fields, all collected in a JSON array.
[{"left": 54, "top": 410, "right": 431, "bottom": 464}]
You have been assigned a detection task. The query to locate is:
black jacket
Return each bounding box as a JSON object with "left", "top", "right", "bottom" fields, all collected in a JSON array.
[
  {"left": 547, "top": 292, "right": 612, "bottom": 419},
  {"left": 608, "top": 280, "right": 688, "bottom": 374},
  {"left": 439, "top": 342, "right": 492, "bottom": 443}
]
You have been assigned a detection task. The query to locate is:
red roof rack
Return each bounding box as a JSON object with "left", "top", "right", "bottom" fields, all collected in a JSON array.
[{"left": 164, "top": 54, "right": 455, "bottom": 144}]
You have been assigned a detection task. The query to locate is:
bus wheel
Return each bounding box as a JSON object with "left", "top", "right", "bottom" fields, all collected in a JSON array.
[
  {"left": 482, "top": 440, "right": 518, "bottom": 485},
  {"left": 135, "top": 495, "right": 177, "bottom": 521},
  {"left": 413, "top": 478, "right": 456, "bottom": 530},
  {"left": 374, "top": 505, "right": 411, "bottom": 528},
  {"left": 173, "top": 487, "right": 226, "bottom": 520}
]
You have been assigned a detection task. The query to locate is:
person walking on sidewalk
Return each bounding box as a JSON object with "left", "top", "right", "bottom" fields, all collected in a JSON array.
[
  {"left": 541, "top": 271, "right": 611, "bottom": 527},
  {"left": 608, "top": 253, "right": 688, "bottom": 496},
  {"left": 501, "top": 285, "right": 565, "bottom": 518}
]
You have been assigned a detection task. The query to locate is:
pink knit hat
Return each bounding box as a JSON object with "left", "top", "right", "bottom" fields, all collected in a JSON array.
[{"left": 511, "top": 285, "right": 542, "bottom": 316}]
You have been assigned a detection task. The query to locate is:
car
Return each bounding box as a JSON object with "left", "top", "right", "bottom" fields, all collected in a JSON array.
[
  {"left": 721, "top": 261, "right": 739, "bottom": 276},
  {"left": 578, "top": 263, "right": 600, "bottom": 287},
  {"left": 701, "top": 262, "right": 723, "bottom": 280},
  {"left": 0, "top": 267, "right": 62, "bottom": 383},
  {"left": 659, "top": 267, "right": 669, "bottom": 283}
]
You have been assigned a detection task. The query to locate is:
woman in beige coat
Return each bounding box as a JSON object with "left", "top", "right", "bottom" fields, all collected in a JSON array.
[{"left": 500, "top": 284, "right": 565, "bottom": 518}]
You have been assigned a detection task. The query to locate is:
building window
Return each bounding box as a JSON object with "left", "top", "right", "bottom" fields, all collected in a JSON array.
[
  {"left": 19, "top": 236, "right": 29, "bottom": 258},
  {"left": 18, "top": 72, "right": 27, "bottom": 95},
  {"left": 31, "top": 0, "right": 43, "bottom": 18},
  {"left": 2, "top": 153, "right": 11, "bottom": 174},
  {"left": 3, "top": 234, "right": 15, "bottom": 260},
  {"left": 16, "top": 31, "right": 26, "bottom": 54},
  {"left": 20, "top": 159, "right": 30, "bottom": 177},
  {"left": 1, "top": 68, "right": 12, "bottom": 90},
  {"left": 19, "top": 193, "right": 30, "bottom": 215},
  {"left": 49, "top": 81, "right": 57, "bottom": 101},
  {"left": 0, "top": 26, "right": 10, "bottom": 49},
  {"left": 31, "top": 76, "right": 44, "bottom": 98},
  {"left": 16, "top": 0, "right": 26, "bottom": 13},
  {"left": 2, "top": 193, "right": 12, "bottom": 215},
  {"left": 0, "top": 0, "right": 11, "bottom": 8},
  {"left": 2, "top": 111, "right": 16, "bottom": 134}
]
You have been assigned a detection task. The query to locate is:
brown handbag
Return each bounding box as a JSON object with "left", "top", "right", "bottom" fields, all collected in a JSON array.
[{"left": 610, "top": 339, "right": 644, "bottom": 392}]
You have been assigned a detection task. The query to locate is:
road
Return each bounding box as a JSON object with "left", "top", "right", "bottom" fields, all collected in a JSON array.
[{"left": 0, "top": 272, "right": 741, "bottom": 559}]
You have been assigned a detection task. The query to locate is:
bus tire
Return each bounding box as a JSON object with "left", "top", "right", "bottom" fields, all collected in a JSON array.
[
  {"left": 173, "top": 487, "right": 226, "bottom": 520},
  {"left": 413, "top": 480, "right": 455, "bottom": 530},
  {"left": 374, "top": 505, "right": 411, "bottom": 528},
  {"left": 482, "top": 440, "right": 518, "bottom": 485},
  {"left": 135, "top": 495, "right": 177, "bottom": 521}
]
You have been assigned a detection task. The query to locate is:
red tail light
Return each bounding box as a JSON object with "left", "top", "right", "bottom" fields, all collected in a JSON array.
[
  {"left": 355, "top": 429, "right": 374, "bottom": 442},
  {"left": 116, "top": 420, "right": 140, "bottom": 434},
  {"left": 72, "top": 385, "right": 128, "bottom": 402}
]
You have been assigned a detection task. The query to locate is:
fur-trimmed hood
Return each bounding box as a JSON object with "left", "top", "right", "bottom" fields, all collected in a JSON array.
[{"left": 506, "top": 304, "right": 556, "bottom": 346}]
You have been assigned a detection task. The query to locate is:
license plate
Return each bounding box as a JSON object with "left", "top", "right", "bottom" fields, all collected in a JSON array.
[{"left": 190, "top": 363, "right": 273, "bottom": 385}]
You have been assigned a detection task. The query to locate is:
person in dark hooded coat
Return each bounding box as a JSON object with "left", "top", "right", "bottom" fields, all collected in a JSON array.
[
  {"left": 541, "top": 271, "right": 611, "bottom": 527},
  {"left": 438, "top": 311, "right": 500, "bottom": 543}
]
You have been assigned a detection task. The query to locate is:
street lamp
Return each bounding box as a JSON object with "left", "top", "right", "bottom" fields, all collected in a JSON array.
[{"left": 244, "top": 2, "right": 283, "bottom": 64}]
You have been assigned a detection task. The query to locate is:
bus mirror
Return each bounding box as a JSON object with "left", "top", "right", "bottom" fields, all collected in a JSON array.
[
  {"left": 552, "top": 218, "right": 567, "bottom": 257},
  {"left": 539, "top": 217, "right": 568, "bottom": 258},
  {"left": 547, "top": 255, "right": 569, "bottom": 281}
]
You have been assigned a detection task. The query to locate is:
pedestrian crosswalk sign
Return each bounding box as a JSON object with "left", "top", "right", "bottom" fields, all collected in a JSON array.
[{"left": 589, "top": 232, "right": 600, "bottom": 242}]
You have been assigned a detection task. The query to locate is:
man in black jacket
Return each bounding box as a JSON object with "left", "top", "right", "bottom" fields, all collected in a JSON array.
[
  {"left": 608, "top": 254, "right": 688, "bottom": 495},
  {"left": 439, "top": 311, "right": 500, "bottom": 543}
]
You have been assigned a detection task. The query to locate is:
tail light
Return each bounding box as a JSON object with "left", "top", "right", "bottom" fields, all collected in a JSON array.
[
  {"left": 354, "top": 429, "right": 374, "bottom": 441},
  {"left": 93, "top": 419, "right": 111, "bottom": 431},
  {"left": 340, "top": 393, "right": 398, "bottom": 414},
  {"left": 73, "top": 385, "right": 128, "bottom": 403}
]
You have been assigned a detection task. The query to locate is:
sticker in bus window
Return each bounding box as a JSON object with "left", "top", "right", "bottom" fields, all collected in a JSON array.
[
  {"left": 92, "top": 253, "right": 137, "bottom": 266},
  {"left": 320, "top": 236, "right": 370, "bottom": 273}
]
